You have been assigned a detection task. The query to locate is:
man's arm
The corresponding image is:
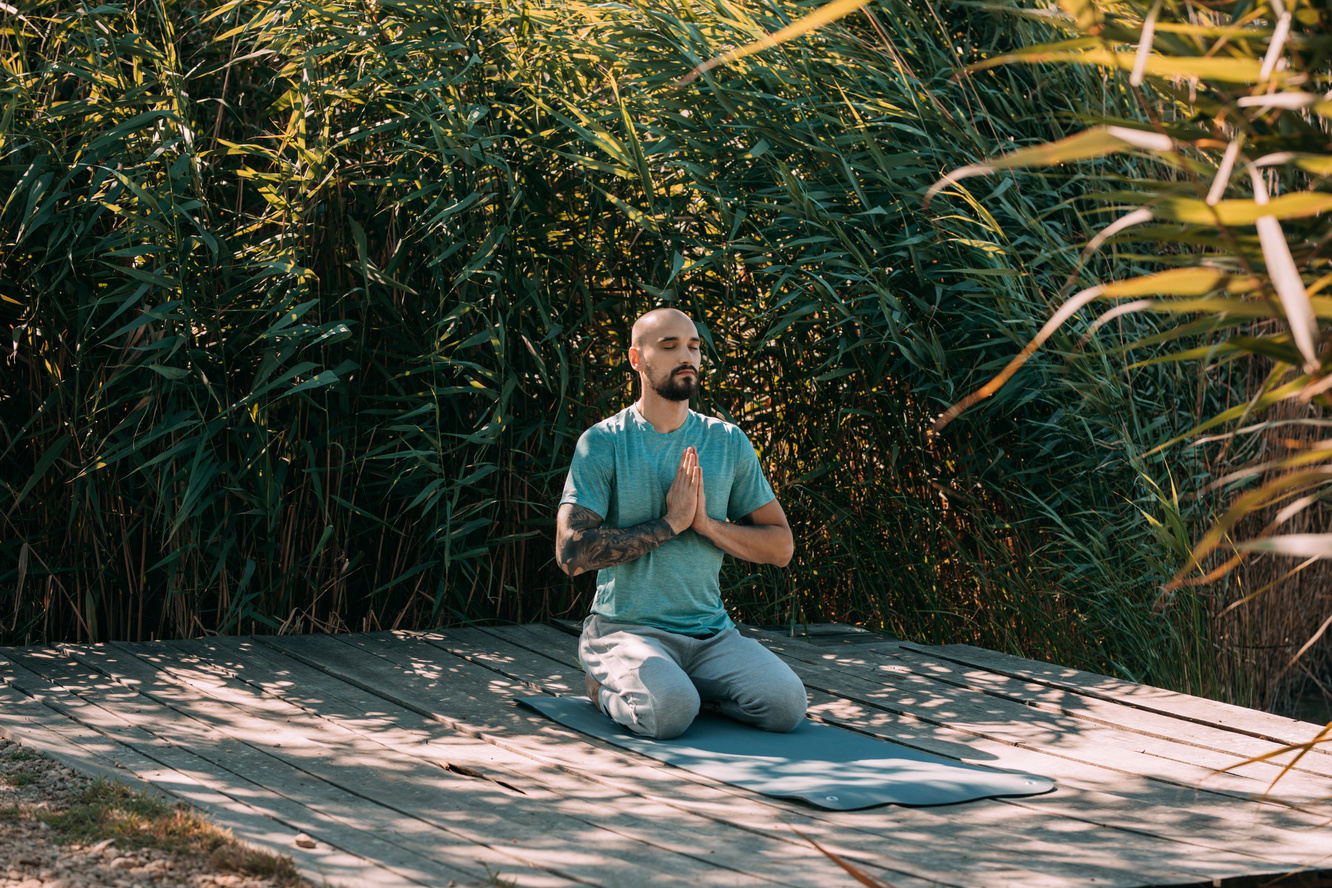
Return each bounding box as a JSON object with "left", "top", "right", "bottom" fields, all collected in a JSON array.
[
  {"left": 555, "top": 447, "right": 702, "bottom": 578},
  {"left": 692, "top": 496, "right": 794, "bottom": 567},
  {"left": 555, "top": 504, "right": 676, "bottom": 577}
]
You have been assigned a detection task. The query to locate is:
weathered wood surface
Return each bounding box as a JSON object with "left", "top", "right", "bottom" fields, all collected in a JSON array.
[{"left": 1, "top": 626, "right": 1329, "bottom": 888}]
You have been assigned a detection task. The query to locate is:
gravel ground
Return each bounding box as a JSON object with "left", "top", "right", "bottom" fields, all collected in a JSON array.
[{"left": 0, "top": 737, "right": 305, "bottom": 888}]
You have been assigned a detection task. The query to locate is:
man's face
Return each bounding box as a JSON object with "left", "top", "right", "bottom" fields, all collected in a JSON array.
[{"left": 631, "top": 311, "right": 702, "bottom": 402}]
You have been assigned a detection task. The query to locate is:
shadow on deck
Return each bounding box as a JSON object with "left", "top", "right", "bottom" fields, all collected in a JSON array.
[{"left": 2, "top": 624, "right": 1330, "bottom": 888}]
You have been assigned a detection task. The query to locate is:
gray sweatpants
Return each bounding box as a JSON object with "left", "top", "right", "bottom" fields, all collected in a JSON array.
[{"left": 578, "top": 614, "right": 808, "bottom": 740}]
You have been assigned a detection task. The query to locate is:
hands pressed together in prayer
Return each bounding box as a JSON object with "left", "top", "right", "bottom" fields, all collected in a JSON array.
[
  {"left": 557, "top": 445, "right": 792, "bottom": 577},
  {"left": 664, "top": 447, "right": 713, "bottom": 537},
  {"left": 665, "top": 446, "right": 793, "bottom": 565}
]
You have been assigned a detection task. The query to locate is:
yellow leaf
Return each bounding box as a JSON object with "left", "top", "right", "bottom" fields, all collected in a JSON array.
[
  {"left": 927, "top": 127, "right": 1172, "bottom": 207},
  {"left": 972, "top": 48, "right": 1264, "bottom": 84},
  {"left": 1058, "top": 0, "right": 1104, "bottom": 33},
  {"left": 676, "top": 0, "right": 871, "bottom": 86},
  {"left": 1156, "top": 192, "right": 1332, "bottom": 225},
  {"left": 1099, "top": 267, "right": 1232, "bottom": 299},
  {"left": 934, "top": 268, "right": 1242, "bottom": 433}
]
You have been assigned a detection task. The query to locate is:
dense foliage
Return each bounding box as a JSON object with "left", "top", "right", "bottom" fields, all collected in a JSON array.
[
  {"left": 927, "top": 0, "right": 1332, "bottom": 714},
  {"left": 0, "top": 0, "right": 1249, "bottom": 699}
]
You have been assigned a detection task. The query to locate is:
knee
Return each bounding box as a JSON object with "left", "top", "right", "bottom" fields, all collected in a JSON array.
[
  {"left": 636, "top": 664, "right": 700, "bottom": 740},
  {"left": 641, "top": 697, "right": 699, "bottom": 739},
  {"left": 756, "top": 674, "right": 808, "bottom": 734}
]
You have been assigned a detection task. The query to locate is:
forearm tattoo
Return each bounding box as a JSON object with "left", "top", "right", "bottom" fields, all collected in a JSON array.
[{"left": 558, "top": 504, "right": 675, "bottom": 576}]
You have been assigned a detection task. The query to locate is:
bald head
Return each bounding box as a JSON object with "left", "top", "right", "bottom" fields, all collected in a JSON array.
[{"left": 631, "top": 307, "right": 696, "bottom": 349}]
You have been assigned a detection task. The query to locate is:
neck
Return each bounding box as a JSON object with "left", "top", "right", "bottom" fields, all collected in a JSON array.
[{"left": 634, "top": 393, "right": 690, "bottom": 433}]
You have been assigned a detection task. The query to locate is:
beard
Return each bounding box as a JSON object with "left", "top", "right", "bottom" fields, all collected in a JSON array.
[{"left": 648, "top": 366, "right": 699, "bottom": 402}]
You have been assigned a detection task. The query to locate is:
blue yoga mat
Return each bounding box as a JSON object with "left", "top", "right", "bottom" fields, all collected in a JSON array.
[{"left": 520, "top": 696, "right": 1054, "bottom": 810}]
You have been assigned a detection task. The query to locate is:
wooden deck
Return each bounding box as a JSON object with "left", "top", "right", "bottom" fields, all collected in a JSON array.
[{"left": 2, "top": 623, "right": 1330, "bottom": 888}]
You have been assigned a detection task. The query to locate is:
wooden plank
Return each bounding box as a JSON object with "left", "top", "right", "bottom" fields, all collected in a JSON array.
[
  {"left": 1, "top": 647, "right": 451, "bottom": 888},
  {"left": 263, "top": 632, "right": 949, "bottom": 888},
  {"left": 479, "top": 624, "right": 1332, "bottom": 872},
  {"left": 415, "top": 625, "right": 1310, "bottom": 888},
  {"left": 165, "top": 637, "right": 578, "bottom": 799},
  {"left": 138, "top": 636, "right": 813, "bottom": 888},
  {"left": 97, "top": 639, "right": 744, "bottom": 888},
  {"left": 751, "top": 624, "right": 901, "bottom": 648},
  {"left": 741, "top": 626, "right": 1332, "bottom": 806},
  {"left": 549, "top": 619, "right": 898, "bottom": 649},
  {"left": 0, "top": 653, "right": 162, "bottom": 787},
  {"left": 427, "top": 626, "right": 1318, "bottom": 887},
  {"left": 175, "top": 636, "right": 838, "bottom": 888},
  {"left": 24, "top": 626, "right": 1332, "bottom": 888},
  {"left": 781, "top": 637, "right": 1332, "bottom": 783},
  {"left": 5, "top": 644, "right": 570, "bottom": 888},
  {"left": 728, "top": 628, "right": 1332, "bottom": 806},
  {"left": 749, "top": 628, "right": 1332, "bottom": 779},
  {"left": 724, "top": 629, "right": 1332, "bottom": 865},
  {"left": 800, "top": 686, "right": 1332, "bottom": 866},
  {"left": 909, "top": 642, "right": 1332, "bottom": 751},
  {"left": 271, "top": 629, "right": 1232, "bottom": 888}
]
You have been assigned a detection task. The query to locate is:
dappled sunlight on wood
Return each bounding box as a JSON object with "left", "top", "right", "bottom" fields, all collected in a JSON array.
[{"left": 2, "top": 625, "right": 1331, "bottom": 887}]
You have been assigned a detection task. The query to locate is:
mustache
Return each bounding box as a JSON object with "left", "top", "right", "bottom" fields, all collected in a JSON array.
[{"left": 672, "top": 366, "right": 698, "bottom": 376}]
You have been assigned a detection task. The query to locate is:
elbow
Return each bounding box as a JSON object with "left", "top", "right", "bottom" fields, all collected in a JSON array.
[
  {"left": 555, "top": 540, "right": 574, "bottom": 577},
  {"left": 555, "top": 551, "right": 584, "bottom": 577},
  {"left": 773, "top": 537, "right": 794, "bottom": 568},
  {"left": 551, "top": 545, "right": 572, "bottom": 580}
]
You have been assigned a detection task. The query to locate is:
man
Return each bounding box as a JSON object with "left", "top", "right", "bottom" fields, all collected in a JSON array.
[{"left": 555, "top": 307, "right": 808, "bottom": 740}]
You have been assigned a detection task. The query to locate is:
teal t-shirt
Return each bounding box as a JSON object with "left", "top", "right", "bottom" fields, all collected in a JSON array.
[{"left": 560, "top": 405, "right": 776, "bottom": 635}]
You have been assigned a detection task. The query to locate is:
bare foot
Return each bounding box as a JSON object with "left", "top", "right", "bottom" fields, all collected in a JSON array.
[{"left": 584, "top": 673, "right": 603, "bottom": 712}]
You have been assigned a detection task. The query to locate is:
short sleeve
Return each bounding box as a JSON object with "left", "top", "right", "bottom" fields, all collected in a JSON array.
[
  {"left": 560, "top": 427, "right": 615, "bottom": 519},
  {"left": 726, "top": 429, "right": 776, "bottom": 521}
]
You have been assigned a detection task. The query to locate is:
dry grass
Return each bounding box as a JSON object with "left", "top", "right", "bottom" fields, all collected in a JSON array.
[
  {"left": 1221, "top": 384, "right": 1332, "bottom": 716},
  {"left": 3, "top": 770, "right": 37, "bottom": 789},
  {"left": 39, "top": 778, "right": 304, "bottom": 885}
]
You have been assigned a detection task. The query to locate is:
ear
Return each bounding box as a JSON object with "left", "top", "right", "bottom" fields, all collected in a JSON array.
[{"left": 628, "top": 344, "right": 641, "bottom": 371}]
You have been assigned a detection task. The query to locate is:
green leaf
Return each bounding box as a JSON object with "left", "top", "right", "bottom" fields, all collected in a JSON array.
[
  {"left": 598, "top": 189, "right": 659, "bottom": 234},
  {"left": 12, "top": 434, "right": 71, "bottom": 510},
  {"left": 287, "top": 370, "right": 340, "bottom": 397}
]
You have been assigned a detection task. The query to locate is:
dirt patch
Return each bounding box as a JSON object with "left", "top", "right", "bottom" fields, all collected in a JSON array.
[{"left": 0, "top": 736, "right": 308, "bottom": 888}]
